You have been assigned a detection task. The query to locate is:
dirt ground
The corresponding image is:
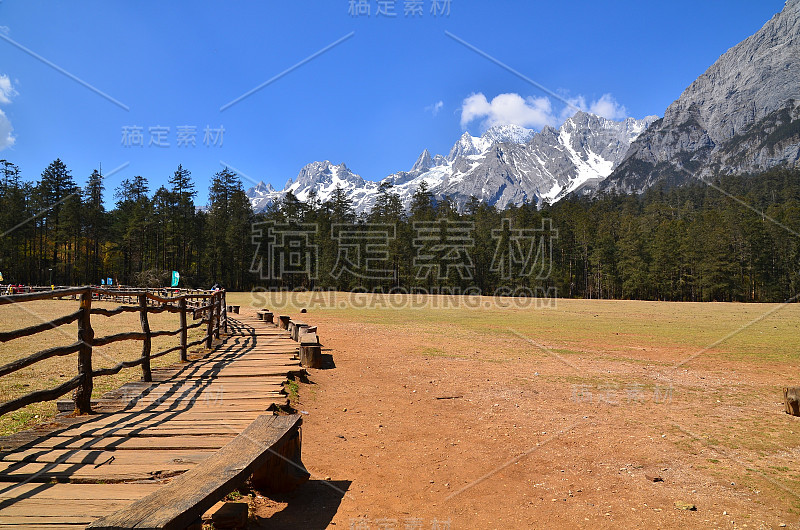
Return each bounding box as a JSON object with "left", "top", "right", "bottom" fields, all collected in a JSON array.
[{"left": 234, "top": 294, "right": 800, "bottom": 529}]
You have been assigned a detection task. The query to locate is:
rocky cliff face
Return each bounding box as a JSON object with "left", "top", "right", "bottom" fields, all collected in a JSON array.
[{"left": 600, "top": 0, "right": 800, "bottom": 194}]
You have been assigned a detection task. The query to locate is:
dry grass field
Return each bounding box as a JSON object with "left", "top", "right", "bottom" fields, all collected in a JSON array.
[
  {"left": 225, "top": 292, "right": 800, "bottom": 528},
  {"left": 0, "top": 298, "right": 206, "bottom": 435}
]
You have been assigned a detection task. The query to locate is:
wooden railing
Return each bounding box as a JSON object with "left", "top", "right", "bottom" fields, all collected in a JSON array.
[{"left": 0, "top": 286, "right": 228, "bottom": 417}]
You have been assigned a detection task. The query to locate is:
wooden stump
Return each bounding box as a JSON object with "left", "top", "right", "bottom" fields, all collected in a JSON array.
[
  {"left": 302, "top": 326, "right": 318, "bottom": 341},
  {"left": 300, "top": 344, "right": 322, "bottom": 368},
  {"left": 294, "top": 324, "right": 308, "bottom": 341},
  {"left": 291, "top": 323, "right": 308, "bottom": 342},
  {"left": 278, "top": 316, "right": 290, "bottom": 330},
  {"left": 264, "top": 312, "right": 274, "bottom": 324},
  {"left": 300, "top": 332, "right": 318, "bottom": 345},
  {"left": 251, "top": 427, "right": 310, "bottom": 493},
  {"left": 785, "top": 387, "right": 800, "bottom": 416}
]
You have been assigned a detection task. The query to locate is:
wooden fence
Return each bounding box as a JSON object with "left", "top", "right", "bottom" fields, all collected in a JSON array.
[{"left": 0, "top": 286, "right": 228, "bottom": 417}]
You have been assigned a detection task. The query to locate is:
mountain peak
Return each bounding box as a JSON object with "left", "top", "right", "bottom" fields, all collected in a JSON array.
[
  {"left": 447, "top": 132, "right": 483, "bottom": 161},
  {"left": 411, "top": 149, "right": 434, "bottom": 173},
  {"left": 481, "top": 124, "right": 536, "bottom": 145}
]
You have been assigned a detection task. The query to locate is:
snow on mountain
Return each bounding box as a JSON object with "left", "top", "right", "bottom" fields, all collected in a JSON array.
[
  {"left": 480, "top": 124, "right": 537, "bottom": 145},
  {"left": 246, "top": 181, "right": 282, "bottom": 212},
  {"left": 246, "top": 116, "right": 657, "bottom": 214}
]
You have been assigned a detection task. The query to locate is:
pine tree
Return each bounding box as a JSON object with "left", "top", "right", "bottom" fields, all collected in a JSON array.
[
  {"left": 113, "top": 176, "right": 152, "bottom": 284},
  {"left": 84, "top": 169, "right": 105, "bottom": 283},
  {"left": 409, "top": 181, "right": 435, "bottom": 221},
  {"left": 169, "top": 164, "right": 197, "bottom": 274},
  {"left": 326, "top": 185, "right": 355, "bottom": 224},
  {"left": 206, "top": 168, "right": 254, "bottom": 290},
  {"left": 38, "top": 159, "right": 80, "bottom": 285}
]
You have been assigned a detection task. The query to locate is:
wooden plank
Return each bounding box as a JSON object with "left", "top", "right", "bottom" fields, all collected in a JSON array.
[
  {"left": 148, "top": 370, "right": 296, "bottom": 380},
  {"left": 68, "top": 409, "right": 265, "bottom": 422},
  {"left": 0, "top": 462, "right": 192, "bottom": 483},
  {"left": 105, "top": 390, "right": 286, "bottom": 401},
  {"left": 88, "top": 414, "right": 302, "bottom": 529},
  {"left": 0, "top": 499, "right": 135, "bottom": 516},
  {"left": 132, "top": 379, "right": 292, "bottom": 390},
  {"left": 6, "top": 412, "right": 265, "bottom": 437},
  {"left": 12, "top": 435, "right": 237, "bottom": 451},
  {"left": 115, "top": 388, "right": 287, "bottom": 398},
  {"left": 59, "top": 425, "right": 267, "bottom": 437},
  {"left": 0, "top": 449, "right": 216, "bottom": 465},
  {"left": 0, "top": 516, "right": 95, "bottom": 524},
  {"left": 15, "top": 422, "right": 255, "bottom": 440},
  {"left": 35, "top": 417, "right": 261, "bottom": 436},
  {"left": 107, "top": 403, "right": 279, "bottom": 413},
  {"left": 107, "top": 395, "right": 282, "bottom": 406},
  {"left": 153, "top": 362, "right": 300, "bottom": 372},
  {"left": 0, "top": 483, "right": 161, "bottom": 500},
  {"left": 113, "top": 377, "right": 289, "bottom": 389},
  {"left": 0, "top": 519, "right": 85, "bottom": 530},
  {"left": 174, "top": 352, "right": 291, "bottom": 366},
  {"left": 62, "top": 395, "right": 284, "bottom": 411}
]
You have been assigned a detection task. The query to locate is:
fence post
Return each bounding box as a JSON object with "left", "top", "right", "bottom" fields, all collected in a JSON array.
[
  {"left": 73, "top": 290, "right": 94, "bottom": 414},
  {"left": 139, "top": 294, "right": 152, "bottom": 382},
  {"left": 214, "top": 292, "right": 221, "bottom": 340},
  {"left": 206, "top": 294, "right": 215, "bottom": 349},
  {"left": 179, "top": 297, "right": 188, "bottom": 362},
  {"left": 222, "top": 291, "right": 228, "bottom": 334}
]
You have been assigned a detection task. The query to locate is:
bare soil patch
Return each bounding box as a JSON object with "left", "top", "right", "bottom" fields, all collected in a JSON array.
[{"left": 235, "top": 294, "right": 800, "bottom": 529}]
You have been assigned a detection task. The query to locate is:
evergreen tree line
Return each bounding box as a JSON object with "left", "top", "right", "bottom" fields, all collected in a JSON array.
[
  {"left": 256, "top": 168, "right": 800, "bottom": 303},
  {"left": 2, "top": 156, "right": 799, "bottom": 302},
  {"left": 0, "top": 159, "right": 254, "bottom": 290}
]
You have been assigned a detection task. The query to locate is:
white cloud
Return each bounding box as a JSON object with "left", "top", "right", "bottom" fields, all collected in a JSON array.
[
  {"left": 0, "top": 75, "right": 16, "bottom": 105},
  {"left": 563, "top": 93, "right": 628, "bottom": 121},
  {"left": 460, "top": 92, "right": 556, "bottom": 130},
  {"left": 461, "top": 91, "right": 630, "bottom": 132},
  {"left": 0, "top": 75, "right": 16, "bottom": 150},
  {"left": 425, "top": 100, "right": 444, "bottom": 116},
  {"left": 0, "top": 109, "right": 15, "bottom": 150}
]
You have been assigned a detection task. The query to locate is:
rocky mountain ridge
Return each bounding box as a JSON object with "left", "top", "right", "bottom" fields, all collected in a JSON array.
[{"left": 247, "top": 113, "right": 657, "bottom": 214}]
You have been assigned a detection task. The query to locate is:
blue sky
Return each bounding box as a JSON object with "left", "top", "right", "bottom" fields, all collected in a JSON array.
[{"left": 0, "top": 0, "right": 786, "bottom": 205}]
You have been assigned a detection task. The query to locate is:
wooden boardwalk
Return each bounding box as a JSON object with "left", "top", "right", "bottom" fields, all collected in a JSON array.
[{"left": 0, "top": 310, "right": 301, "bottom": 528}]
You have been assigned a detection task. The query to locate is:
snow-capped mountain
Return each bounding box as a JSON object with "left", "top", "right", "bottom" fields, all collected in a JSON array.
[
  {"left": 245, "top": 112, "right": 657, "bottom": 214},
  {"left": 247, "top": 181, "right": 282, "bottom": 212}
]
